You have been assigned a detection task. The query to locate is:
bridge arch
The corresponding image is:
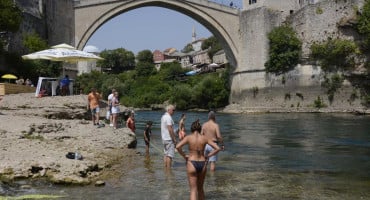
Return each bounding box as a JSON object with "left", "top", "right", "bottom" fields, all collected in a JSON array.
[{"left": 74, "top": 0, "right": 240, "bottom": 66}]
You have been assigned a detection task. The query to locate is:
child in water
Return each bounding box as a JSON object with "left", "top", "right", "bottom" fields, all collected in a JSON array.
[{"left": 144, "top": 121, "right": 153, "bottom": 153}]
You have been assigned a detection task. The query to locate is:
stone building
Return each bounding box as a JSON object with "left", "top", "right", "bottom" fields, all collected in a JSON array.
[
  {"left": 77, "top": 45, "right": 101, "bottom": 75},
  {"left": 212, "top": 49, "right": 227, "bottom": 65}
]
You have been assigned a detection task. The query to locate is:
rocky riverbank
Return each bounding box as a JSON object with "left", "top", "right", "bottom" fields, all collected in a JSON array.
[
  {"left": 0, "top": 93, "right": 137, "bottom": 185},
  {"left": 0, "top": 91, "right": 368, "bottom": 187}
]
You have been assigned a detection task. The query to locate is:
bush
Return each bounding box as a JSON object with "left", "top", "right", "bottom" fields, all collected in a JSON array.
[
  {"left": 265, "top": 25, "right": 302, "bottom": 74},
  {"left": 310, "top": 39, "right": 359, "bottom": 72},
  {"left": 357, "top": 0, "right": 370, "bottom": 48},
  {"left": 322, "top": 74, "right": 344, "bottom": 104},
  {"left": 191, "top": 74, "right": 229, "bottom": 109},
  {"left": 76, "top": 66, "right": 230, "bottom": 110},
  {"left": 314, "top": 96, "right": 326, "bottom": 109}
]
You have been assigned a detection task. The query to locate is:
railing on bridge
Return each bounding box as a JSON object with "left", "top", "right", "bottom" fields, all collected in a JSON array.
[
  {"left": 74, "top": 0, "right": 241, "bottom": 10},
  {"left": 208, "top": 0, "right": 241, "bottom": 9}
]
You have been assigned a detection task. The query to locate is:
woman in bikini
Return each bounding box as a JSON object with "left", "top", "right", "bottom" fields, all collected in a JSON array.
[
  {"left": 178, "top": 113, "right": 186, "bottom": 140},
  {"left": 176, "top": 119, "right": 220, "bottom": 200}
]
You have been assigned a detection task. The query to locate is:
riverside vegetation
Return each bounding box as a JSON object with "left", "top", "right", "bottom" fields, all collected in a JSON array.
[{"left": 76, "top": 62, "right": 231, "bottom": 111}]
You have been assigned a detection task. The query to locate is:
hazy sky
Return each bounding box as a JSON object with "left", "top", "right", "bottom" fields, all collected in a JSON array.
[{"left": 85, "top": 0, "right": 242, "bottom": 54}]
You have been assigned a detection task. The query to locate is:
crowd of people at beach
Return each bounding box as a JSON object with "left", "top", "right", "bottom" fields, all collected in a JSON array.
[{"left": 86, "top": 87, "right": 224, "bottom": 200}]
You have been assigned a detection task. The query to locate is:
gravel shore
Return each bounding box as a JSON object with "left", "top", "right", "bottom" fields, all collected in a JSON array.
[{"left": 0, "top": 93, "right": 137, "bottom": 185}]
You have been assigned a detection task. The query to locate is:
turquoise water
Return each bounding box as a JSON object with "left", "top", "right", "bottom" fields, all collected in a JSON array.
[{"left": 2, "top": 112, "right": 370, "bottom": 199}]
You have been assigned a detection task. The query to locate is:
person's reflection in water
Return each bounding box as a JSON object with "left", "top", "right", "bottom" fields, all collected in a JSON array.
[{"left": 144, "top": 154, "right": 154, "bottom": 173}]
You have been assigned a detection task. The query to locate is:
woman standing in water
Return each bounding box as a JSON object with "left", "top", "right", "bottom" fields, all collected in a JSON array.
[
  {"left": 176, "top": 119, "right": 220, "bottom": 200},
  {"left": 178, "top": 113, "right": 187, "bottom": 140}
]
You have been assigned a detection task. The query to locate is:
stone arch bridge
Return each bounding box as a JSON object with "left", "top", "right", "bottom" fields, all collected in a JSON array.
[
  {"left": 73, "top": 0, "right": 274, "bottom": 103},
  {"left": 74, "top": 0, "right": 240, "bottom": 67}
]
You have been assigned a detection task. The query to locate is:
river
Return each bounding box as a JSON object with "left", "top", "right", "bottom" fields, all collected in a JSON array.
[{"left": 2, "top": 111, "right": 370, "bottom": 199}]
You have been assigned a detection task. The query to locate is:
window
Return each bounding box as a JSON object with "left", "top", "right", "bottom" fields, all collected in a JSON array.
[{"left": 249, "top": 0, "right": 257, "bottom": 5}]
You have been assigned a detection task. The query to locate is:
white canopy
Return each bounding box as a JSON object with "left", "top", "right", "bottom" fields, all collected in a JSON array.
[{"left": 22, "top": 43, "right": 103, "bottom": 63}]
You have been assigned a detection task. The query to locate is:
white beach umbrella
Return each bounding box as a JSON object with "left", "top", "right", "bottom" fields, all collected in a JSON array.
[{"left": 22, "top": 43, "right": 103, "bottom": 63}]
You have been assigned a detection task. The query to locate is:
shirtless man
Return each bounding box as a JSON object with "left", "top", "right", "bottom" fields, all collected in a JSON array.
[
  {"left": 202, "top": 111, "right": 224, "bottom": 172},
  {"left": 87, "top": 88, "right": 102, "bottom": 126}
]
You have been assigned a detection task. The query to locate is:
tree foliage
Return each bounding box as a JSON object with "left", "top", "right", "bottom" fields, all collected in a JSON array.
[
  {"left": 135, "top": 62, "right": 156, "bottom": 77},
  {"left": 181, "top": 43, "right": 194, "bottom": 53},
  {"left": 201, "top": 36, "right": 222, "bottom": 60},
  {"left": 0, "top": 0, "right": 22, "bottom": 32},
  {"left": 136, "top": 49, "right": 153, "bottom": 63},
  {"left": 357, "top": 0, "right": 370, "bottom": 48},
  {"left": 98, "top": 48, "right": 135, "bottom": 73},
  {"left": 265, "top": 25, "right": 302, "bottom": 74},
  {"left": 21, "top": 31, "right": 61, "bottom": 78},
  {"left": 23, "top": 32, "right": 48, "bottom": 52},
  {"left": 135, "top": 50, "right": 156, "bottom": 77},
  {"left": 0, "top": 0, "right": 22, "bottom": 52},
  {"left": 75, "top": 64, "right": 230, "bottom": 110},
  {"left": 310, "top": 39, "right": 358, "bottom": 72},
  {"left": 157, "top": 62, "right": 185, "bottom": 81}
]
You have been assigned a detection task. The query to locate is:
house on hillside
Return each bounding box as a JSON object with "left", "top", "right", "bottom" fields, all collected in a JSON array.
[
  {"left": 192, "top": 48, "right": 211, "bottom": 66},
  {"left": 153, "top": 27, "right": 211, "bottom": 70},
  {"left": 212, "top": 49, "right": 227, "bottom": 65}
]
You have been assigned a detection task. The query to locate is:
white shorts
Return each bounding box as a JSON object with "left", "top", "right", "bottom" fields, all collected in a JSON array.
[
  {"left": 111, "top": 106, "right": 120, "bottom": 114},
  {"left": 205, "top": 144, "right": 218, "bottom": 162},
  {"left": 163, "top": 140, "right": 175, "bottom": 158},
  {"left": 91, "top": 107, "right": 100, "bottom": 114}
]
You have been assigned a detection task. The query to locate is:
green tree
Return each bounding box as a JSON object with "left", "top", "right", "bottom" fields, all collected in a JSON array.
[
  {"left": 181, "top": 43, "right": 194, "bottom": 53},
  {"left": 157, "top": 62, "right": 184, "bottom": 81},
  {"left": 310, "top": 39, "right": 358, "bottom": 72},
  {"left": 98, "top": 48, "right": 135, "bottom": 73},
  {"left": 191, "top": 74, "right": 229, "bottom": 109},
  {"left": 136, "top": 49, "right": 153, "bottom": 63},
  {"left": 22, "top": 31, "right": 61, "bottom": 78},
  {"left": 265, "top": 25, "right": 302, "bottom": 74},
  {"left": 135, "top": 62, "right": 156, "bottom": 77},
  {"left": 135, "top": 50, "right": 155, "bottom": 77},
  {"left": 201, "top": 36, "right": 222, "bottom": 60},
  {"left": 0, "top": 0, "right": 22, "bottom": 52},
  {"left": 357, "top": 0, "right": 370, "bottom": 49},
  {"left": 23, "top": 31, "right": 48, "bottom": 52}
]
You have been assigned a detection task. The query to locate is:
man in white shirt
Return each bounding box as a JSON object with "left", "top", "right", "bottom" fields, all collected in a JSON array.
[{"left": 161, "top": 104, "right": 177, "bottom": 168}]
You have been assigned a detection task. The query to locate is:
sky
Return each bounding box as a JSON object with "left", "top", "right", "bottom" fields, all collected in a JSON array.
[{"left": 85, "top": 0, "right": 243, "bottom": 54}]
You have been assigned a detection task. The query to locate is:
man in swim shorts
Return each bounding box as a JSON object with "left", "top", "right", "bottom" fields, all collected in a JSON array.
[
  {"left": 202, "top": 111, "right": 224, "bottom": 172},
  {"left": 87, "top": 88, "right": 102, "bottom": 126}
]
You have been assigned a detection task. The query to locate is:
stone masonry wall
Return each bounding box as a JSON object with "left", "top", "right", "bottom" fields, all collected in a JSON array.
[
  {"left": 45, "top": 0, "right": 74, "bottom": 46},
  {"left": 232, "top": 0, "right": 368, "bottom": 112},
  {"left": 288, "top": 0, "right": 364, "bottom": 58}
]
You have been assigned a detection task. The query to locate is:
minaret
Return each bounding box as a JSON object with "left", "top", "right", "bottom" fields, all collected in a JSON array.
[{"left": 192, "top": 26, "right": 196, "bottom": 42}]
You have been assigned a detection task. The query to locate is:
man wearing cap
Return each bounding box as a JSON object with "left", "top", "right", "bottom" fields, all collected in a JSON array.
[{"left": 202, "top": 111, "right": 224, "bottom": 172}]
